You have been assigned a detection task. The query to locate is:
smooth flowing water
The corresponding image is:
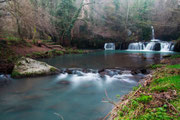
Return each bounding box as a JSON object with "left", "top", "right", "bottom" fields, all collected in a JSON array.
[{"left": 0, "top": 51, "right": 176, "bottom": 120}]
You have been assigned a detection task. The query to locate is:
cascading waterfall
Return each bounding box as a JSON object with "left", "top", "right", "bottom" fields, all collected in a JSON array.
[
  {"left": 127, "top": 41, "right": 174, "bottom": 52},
  {"left": 128, "top": 42, "right": 145, "bottom": 50},
  {"left": 104, "top": 43, "right": 115, "bottom": 50},
  {"left": 127, "top": 26, "right": 175, "bottom": 52},
  {"left": 151, "top": 26, "right": 155, "bottom": 40}
]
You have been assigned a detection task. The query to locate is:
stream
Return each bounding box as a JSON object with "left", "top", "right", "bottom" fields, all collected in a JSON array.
[{"left": 0, "top": 50, "right": 176, "bottom": 120}]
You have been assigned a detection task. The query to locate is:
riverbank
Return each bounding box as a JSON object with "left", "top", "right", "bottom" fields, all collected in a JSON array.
[
  {"left": 0, "top": 39, "right": 90, "bottom": 75},
  {"left": 107, "top": 55, "right": 180, "bottom": 120}
]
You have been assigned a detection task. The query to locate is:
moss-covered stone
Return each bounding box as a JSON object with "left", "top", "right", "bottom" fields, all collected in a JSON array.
[{"left": 11, "top": 57, "right": 60, "bottom": 78}]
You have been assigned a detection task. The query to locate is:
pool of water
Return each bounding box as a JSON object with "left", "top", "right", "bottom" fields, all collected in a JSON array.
[
  {"left": 41, "top": 50, "right": 175, "bottom": 69},
  {"left": 0, "top": 50, "right": 176, "bottom": 120}
]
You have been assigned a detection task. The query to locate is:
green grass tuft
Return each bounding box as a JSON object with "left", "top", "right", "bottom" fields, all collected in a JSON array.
[
  {"left": 150, "top": 75, "right": 180, "bottom": 92},
  {"left": 136, "top": 94, "right": 153, "bottom": 104},
  {"left": 149, "top": 64, "right": 164, "bottom": 69},
  {"left": 167, "top": 64, "right": 180, "bottom": 69}
]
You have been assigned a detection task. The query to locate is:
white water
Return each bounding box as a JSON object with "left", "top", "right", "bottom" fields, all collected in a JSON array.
[
  {"left": 128, "top": 41, "right": 174, "bottom": 52},
  {"left": 127, "top": 26, "right": 174, "bottom": 52},
  {"left": 151, "top": 26, "right": 155, "bottom": 40},
  {"left": 104, "top": 43, "right": 115, "bottom": 50},
  {"left": 56, "top": 69, "right": 137, "bottom": 87},
  {"left": 128, "top": 42, "right": 145, "bottom": 50}
]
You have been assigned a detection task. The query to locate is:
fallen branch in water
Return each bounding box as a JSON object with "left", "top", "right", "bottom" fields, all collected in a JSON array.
[
  {"left": 102, "top": 89, "right": 119, "bottom": 108},
  {"left": 54, "top": 113, "right": 64, "bottom": 120}
]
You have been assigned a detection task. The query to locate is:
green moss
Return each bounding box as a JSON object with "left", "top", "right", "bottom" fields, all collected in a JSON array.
[
  {"left": 56, "top": 51, "right": 64, "bottom": 55},
  {"left": 151, "top": 84, "right": 174, "bottom": 92},
  {"left": 170, "top": 55, "right": 180, "bottom": 59},
  {"left": 150, "top": 75, "right": 180, "bottom": 91},
  {"left": 137, "top": 107, "right": 174, "bottom": 120},
  {"left": 136, "top": 94, "right": 152, "bottom": 104},
  {"left": 149, "top": 64, "right": 164, "bottom": 69},
  {"left": 11, "top": 70, "right": 21, "bottom": 78},
  {"left": 26, "top": 54, "right": 31, "bottom": 57},
  {"left": 167, "top": 64, "right": 180, "bottom": 69},
  {"left": 113, "top": 63, "right": 180, "bottom": 120},
  {"left": 50, "top": 67, "right": 57, "bottom": 72}
]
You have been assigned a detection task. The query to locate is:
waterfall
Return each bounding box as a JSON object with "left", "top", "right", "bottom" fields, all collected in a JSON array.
[
  {"left": 151, "top": 26, "right": 155, "bottom": 40},
  {"left": 128, "top": 42, "right": 145, "bottom": 50},
  {"left": 144, "top": 42, "right": 157, "bottom": 51},
  {"left": 104, "top": 43, "right": 115, "bottom": 50},
  {"left": 126, "top": 26, "right": 174, "bottom": 52},
  {"left": 127, "top": 41, "right": 174, "bottom": 52}
]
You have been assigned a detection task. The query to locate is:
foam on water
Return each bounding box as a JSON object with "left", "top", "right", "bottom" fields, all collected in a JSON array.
[{"left": 56, "top": 69, "right": 137, "bottom": 86}]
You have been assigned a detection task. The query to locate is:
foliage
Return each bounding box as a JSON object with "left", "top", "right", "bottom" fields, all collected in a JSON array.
[
  {"left": 149, "top": 64, "right": 163, "bottom": 69},
  {"left": 137, "top": 107, "right": 174, "bottom": 120},
  {"left": 136, "top": 94, "right": 152, "bottom": 104},
  {"left": 113, "top": 63, "right": 180, "bottom": 120},
  {"left": 55, "top": 0, "right": 77, "bottom": 39},
  {"left": 167, "top": 64, "right": 180, "bottom": 69},
  {"left": 150, "top": 75, "right": 180, "bottom": 92},
  {"left": 170, "top": 55, "right": 180, "bottom": 59}
]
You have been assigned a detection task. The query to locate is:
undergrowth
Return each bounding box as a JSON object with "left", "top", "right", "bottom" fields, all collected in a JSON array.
[{"left": 111, "top": 61, "right": 180, "bottom": 120}]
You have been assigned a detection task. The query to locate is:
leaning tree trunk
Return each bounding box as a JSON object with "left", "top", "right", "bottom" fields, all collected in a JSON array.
[{"left": 60, "top": 1, "right": 84, "bottom": 46}]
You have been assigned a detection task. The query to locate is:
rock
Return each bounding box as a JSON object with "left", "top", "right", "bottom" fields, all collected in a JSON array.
[
  {"left": 131, "top": 68, "right": 149, "bottom": 75},
  {"left": 153, "top": 42, "right": 161, "bottom": 51},
  {"left": 11, "top": 57, "right": 60, "bottom": 78},
  {"left": 174, "top": 40, "right": 180, "bottom": 52},
  {"left": 98, "top": 69, "right": 105, "bottom": 73},
  {"left": 57, "top": 80, "right": 71, "bottom": 85},
  {"left": 131, "top": 69, "right": 140, "bottom": 75},
  {"left": 119, "top": 42, "right": 130, "bottom": 50},
  {"left": 162, "top": 55, "right": 171, "bottom": 58},
  {"left": 0, "top": 75, "right": 10, "bottom": 86},
  {"left": 140, "top": 69, "right": 149, "bottom": 74}
]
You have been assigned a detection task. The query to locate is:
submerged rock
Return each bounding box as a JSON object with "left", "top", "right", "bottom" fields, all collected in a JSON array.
[
  {"left": 57, "top": 80, "right": 71, "bottom": 85},
  {"left": 11, "top": 57, "right": 60, "bottom": 78},
  {"left": 0, "top": 75, "right": 11, "bottom": 86}
]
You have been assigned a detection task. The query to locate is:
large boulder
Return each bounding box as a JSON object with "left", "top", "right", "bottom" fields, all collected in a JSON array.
[{"left": 11, "top": 57, "right": 60, "bottom": 78}]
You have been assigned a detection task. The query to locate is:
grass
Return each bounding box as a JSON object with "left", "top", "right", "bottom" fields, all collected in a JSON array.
[
  {"left": 167, "top": 64, "right": 180, "bottom": 69},
  {"left": 170, "top": 55, "right": 180, "bottom": 59},
  {"left": 111, "top": 63, "right": 180, "bottom": 120},
  {"left": 149, "top": 64, "right": 164, "bottom": 69},
  {"left": 136, "top": 94, "right": 153, "bottom": 104}
]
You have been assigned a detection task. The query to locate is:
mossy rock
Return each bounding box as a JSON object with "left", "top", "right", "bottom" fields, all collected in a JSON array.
[{"left": 11, "top": 57, "right": 60, "bottom": 78}]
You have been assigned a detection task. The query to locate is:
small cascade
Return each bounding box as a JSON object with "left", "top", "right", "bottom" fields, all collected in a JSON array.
[
  {"left": 144, "top": 42, "right": 157, "bottom": 51},
  {"left": 127, "top": 41, "right": 174, "bottom": 52},
  {"left": 104, "top": 43, "right": 115, "bottom": 50},
  {"left": 128, "top": 42, "right": 145, "bottom": 50},
  {"left": 56, "top": 68, "right": 140, "bottom": 85}
]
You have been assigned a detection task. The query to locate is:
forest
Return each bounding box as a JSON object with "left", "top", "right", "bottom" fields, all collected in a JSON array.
[
  {"left": 0, "top": 0, "right": 180, "bottom": 47},
  {"left": 0, "top": 0, "right": 180, "bottom": 120}
]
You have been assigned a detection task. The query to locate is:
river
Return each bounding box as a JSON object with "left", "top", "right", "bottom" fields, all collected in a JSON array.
[{"left": 0, "top": 50, "right": 176, "bottom": 120}]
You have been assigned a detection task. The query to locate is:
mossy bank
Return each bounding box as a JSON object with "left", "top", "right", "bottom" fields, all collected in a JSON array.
[{"left": 107, "top": 55, "right": 180, "bottom": 120}]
